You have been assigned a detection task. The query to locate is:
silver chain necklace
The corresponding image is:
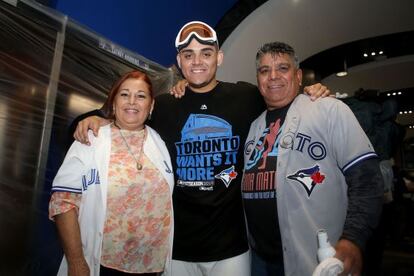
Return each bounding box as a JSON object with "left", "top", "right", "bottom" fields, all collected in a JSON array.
[{"left": 113, "top": 122, "right": 146, "bottom": 170}]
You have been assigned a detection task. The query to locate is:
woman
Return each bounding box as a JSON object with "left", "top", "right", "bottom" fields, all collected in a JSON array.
[{"left": 49, "top": 71, "right": 174, "bottom": 276}]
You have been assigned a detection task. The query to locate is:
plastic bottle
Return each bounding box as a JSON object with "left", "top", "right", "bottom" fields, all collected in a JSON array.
[
  {"left": 313, "top": 229, "right": 344, "bottom": 276},
  {"left": 317, "top": 229, "right": 336, "bottom": 262}
]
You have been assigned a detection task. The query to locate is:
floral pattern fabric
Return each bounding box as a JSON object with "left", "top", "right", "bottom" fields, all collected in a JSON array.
[
  {"left": 100, "top": 126, "right": 171, "bottom": 273},
  {"left": 49, "top": 191, "right": 81, "bottom": 219}
]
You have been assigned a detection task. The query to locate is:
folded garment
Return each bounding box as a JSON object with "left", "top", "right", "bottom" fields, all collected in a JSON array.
[{"left": 312, "top": 257, "right": 344, "bottom": 276}]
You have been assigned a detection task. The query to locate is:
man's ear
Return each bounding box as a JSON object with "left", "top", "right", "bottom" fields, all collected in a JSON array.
[
  {"left": 217, "top": 50, "right": 224, "bottom": 67},
  {"left": 297, "top": 68, "right": 303, "bottom": 86},
  {"left": 176, "top": 54, "right": 182, "bottom": 69}
]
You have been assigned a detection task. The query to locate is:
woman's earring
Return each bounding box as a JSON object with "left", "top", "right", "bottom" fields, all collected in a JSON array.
[{"left": 148, "top": 112, "right": 152, "bottom": 120}]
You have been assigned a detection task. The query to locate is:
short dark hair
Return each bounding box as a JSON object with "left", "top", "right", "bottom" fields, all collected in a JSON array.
[
  {"left": 101, "top": 70, "right": 153, "bottom": 120},
  {"left": 256, "top": 42, "right": 299, "bottom": 70}
]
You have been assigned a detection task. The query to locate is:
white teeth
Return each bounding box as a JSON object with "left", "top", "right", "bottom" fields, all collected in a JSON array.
[
  {"left": 192, "top": 69, "right": 205, "bottom": 73},
  {"left": 269, "top": 85, "right": 282, "bottom": 89},
  {"left": 125, "top": 109, "right": 138, "bottom": 113}
]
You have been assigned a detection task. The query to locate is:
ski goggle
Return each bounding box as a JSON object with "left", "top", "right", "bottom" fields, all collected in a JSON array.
[{"left": 175, "top": 21, "right": 218, "bottom": 51}]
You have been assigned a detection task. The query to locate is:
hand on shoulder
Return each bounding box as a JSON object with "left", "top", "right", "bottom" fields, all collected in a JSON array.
[
  {"left": 303, "top": 83, "right": 332, "bottom": 101},
  {"left": 74, "top": 116, "right": 109, "bottom": 145}
]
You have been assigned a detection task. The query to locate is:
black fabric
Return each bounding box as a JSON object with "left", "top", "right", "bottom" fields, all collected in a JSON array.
[
  {"left": 100, "top": 265, "right": 157, "bottom": 276},
  {"left": 341, "top": 97, "right": 404, "bottom": 160},
  {"left": 150, "top": 81, "right": 265, "bottom": 261},
  {"left": 242, "top": 106, "right": 289, "bottom": 263},
  {"left": 341, "top": 157, "right": 384, "bottom": 250}
]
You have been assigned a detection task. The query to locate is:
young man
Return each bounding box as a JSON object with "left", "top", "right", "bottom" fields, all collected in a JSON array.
[
  {"left": 152, "top": 21, "right": 265, "bottom": 276},
  {"left": 74, "top": 22, "right": 329, "bottom": 276},
  {"left": 242, "top": 41, "right": 384, "bottom": 275}
]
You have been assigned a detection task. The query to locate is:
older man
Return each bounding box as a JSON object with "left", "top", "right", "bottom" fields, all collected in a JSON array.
[{"left": 242, "top": 42, "right": 383, "bottom": 276}]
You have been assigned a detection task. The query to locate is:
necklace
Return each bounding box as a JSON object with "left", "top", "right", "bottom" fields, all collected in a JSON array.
[{"left": 113, "top": 122, "right": 146, "bottom": 170}]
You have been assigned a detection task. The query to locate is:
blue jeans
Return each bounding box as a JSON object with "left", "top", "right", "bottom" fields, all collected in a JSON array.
[{"left": 251, "top": 250, "right": 284, "bottom": 276}]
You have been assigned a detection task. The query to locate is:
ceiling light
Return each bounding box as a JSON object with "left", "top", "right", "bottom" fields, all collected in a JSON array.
[
  {"left": 336, "top": 59, "right": 348, "bottom": 77},
  {"left": 397, "top": 91, "right": 402, "bottom": 95},
  {"left": 387, "top": 93, "right": 391, "bottom": 96},
  {"left": 336, "top": 71, "right": 347, "bottom": 77},
  {"left": 371, "top": 52, "right": 376, "bottom": 56},
  {"left": 363, "top": 53, "right": 368, "bottom": 57},
  {"left": 392, "top": 92, "right": 396, "bottom": 95},
  {"left": 410, "top": 111, "right": 413, "bottom": 114},
  {"left": 379, "top": 51, "right": 384, "bottom": 55},
  {"left": 400, "top": 111, "right": 403, "bottom": 114}
]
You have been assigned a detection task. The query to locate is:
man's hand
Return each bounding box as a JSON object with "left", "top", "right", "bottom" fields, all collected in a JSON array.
[
  {"left": 169, "top": 79, "right": 188, "bottom": 98},
  {"left": 303, "top": 83, "right": 331, "bottom": 101},
  {"left": 334, "top": 239, "right": 362, "bottom": 276},
  {"left": 73, "top": 116, "right": 109, "bottom": 145}
]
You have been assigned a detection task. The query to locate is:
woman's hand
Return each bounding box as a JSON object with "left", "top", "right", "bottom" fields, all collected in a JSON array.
[
  {"left": 67, "top": 258, "right": 90, "bottom": 276},
  {"left": 169, "top": 79, "right": 188, "bottom": 98},
  {"left": 74, "top": 116, "right": 109, "bottom": 145}
]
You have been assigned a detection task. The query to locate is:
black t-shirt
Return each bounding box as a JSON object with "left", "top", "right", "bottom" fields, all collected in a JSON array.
[
  {"left": 150, "top": 81, "right": 265, "bottom": 261},
  {"left": 241, "top": 104, "right": 289, "bottom": 263}
]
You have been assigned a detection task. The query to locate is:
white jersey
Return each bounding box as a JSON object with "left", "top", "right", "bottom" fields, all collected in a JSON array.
[
  {"left": 52, "top": 125, "right": 175, "bottom": 276},
  {"left": 244, "top": 94, "right": 377, "bottom": 275}
]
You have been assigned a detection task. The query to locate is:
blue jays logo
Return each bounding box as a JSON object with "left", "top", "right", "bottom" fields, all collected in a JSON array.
[
  {"left": 287, "top": 165, "right": 325, "bottom": 197},
  {"left": 215, "top": 166, "right": 238, "bottom": 188},
  {"left": 82, "top": 169, "right": 101, "bottom": 191}
]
